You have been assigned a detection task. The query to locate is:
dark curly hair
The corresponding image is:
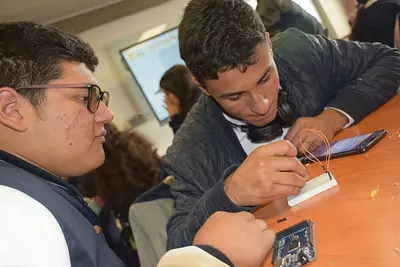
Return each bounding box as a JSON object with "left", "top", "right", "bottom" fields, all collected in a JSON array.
[
  {"left": 178, "top": 0, "right": 266, "bottom": 86},
  {"left": 0, "top": 21, "right": 98, "bottom": 109},
  {"left": 82, "top": 124, "right": 161, "bottom": 219}
]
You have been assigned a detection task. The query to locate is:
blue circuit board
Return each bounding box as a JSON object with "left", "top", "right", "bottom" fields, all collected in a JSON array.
[{"left": 272, "top": 220, "right": 316, "bottom": 267}]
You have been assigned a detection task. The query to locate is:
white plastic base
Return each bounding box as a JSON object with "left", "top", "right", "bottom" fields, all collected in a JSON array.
[{"left": 287, "top": 171, "right": 338, "bottom": 207}]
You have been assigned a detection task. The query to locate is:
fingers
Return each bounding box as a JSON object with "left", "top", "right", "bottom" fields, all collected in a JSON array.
[
  {"left": 298, "top": 141, "right": 320, "bottom": 156},
  {"left": 255, "top": 140, "right": 298, "bottom": 158},
  {"left": 271, "top": 172, "right": 306, "bottom": 188},
  {"left": 286, "top": 125, "right": 305, "bottom": 150},
  {"left": 297, "top": 135, "right": 323, "bottom": 156},
  {"left": 268, "top": 183, "right": 303, "bottom": 197},
  {"left": 236, "top": 211, "right": 256, "bottom": 221},
  {"left": 169, "top": 93, "right": 179, "bottom": 105},
  {"left": 267, "top": 157, "right": 308, "bottom": 179},
  {"left": 284, "top": 120, "right": 301, "bottom": 142},
  {"left": 251, "top": 219, "right": 268, "bottom": 231},
  {"left": 260, "top": 229, "right": 276, "bottom": 252}
]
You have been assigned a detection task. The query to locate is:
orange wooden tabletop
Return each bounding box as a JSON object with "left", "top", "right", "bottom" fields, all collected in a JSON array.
[{"left": 257, "top": 94, "right": 400, "bottom": 267}]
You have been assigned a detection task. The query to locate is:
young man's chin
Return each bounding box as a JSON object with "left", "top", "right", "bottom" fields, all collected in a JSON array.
[
  {"left": 91, "top": 151, "right": 106, "bottom": 168},
  {"left": 247, "top": 115, "right": 274, "bottom": 127}
]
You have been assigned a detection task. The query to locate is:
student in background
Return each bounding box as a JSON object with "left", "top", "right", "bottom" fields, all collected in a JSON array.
[
  {"left": 159, "top": 65, "right": 201, "bottom": 134},
  {"left": 79, "top": 124, "right": 274, "bottom": 267},
  {"left": 256, "top": 0, "right": 325, "bottom": 37},
  {"left": 80, "top": 123, "right": 162, "bottom": 266},
  {"left": 351, "top": 0, "right": 400, "bottom": 47}
]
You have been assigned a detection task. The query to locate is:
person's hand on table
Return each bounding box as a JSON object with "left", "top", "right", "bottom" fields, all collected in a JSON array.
[
  {"left": 285, "top": 109, "right": 349, "bottom": 156},
  {"left": 224, "top": 140, "right": 307, "bottom": 207},
  {"left": 193, "top": 211, "right": 275, "bottom": 267}
]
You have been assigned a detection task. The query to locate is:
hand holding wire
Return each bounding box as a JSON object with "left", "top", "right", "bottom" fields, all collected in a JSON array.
[{"left": 299, "top": 129, "right": 332, "bottom": 180}]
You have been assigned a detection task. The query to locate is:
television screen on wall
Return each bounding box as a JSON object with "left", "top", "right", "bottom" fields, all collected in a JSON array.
[{"left": 120, "top": 27, "right": 185, "bottom": 124}]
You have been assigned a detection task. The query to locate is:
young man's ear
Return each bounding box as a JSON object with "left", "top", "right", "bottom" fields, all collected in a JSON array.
[
  {"left": 266, "top": 32, "right": 274, "bottom": 57},
  {"left": 192, "top": 77, "right": 211, "bottom": 96},
  {"left": 0, "top": 88, "right": 28, "bottom": 132}
]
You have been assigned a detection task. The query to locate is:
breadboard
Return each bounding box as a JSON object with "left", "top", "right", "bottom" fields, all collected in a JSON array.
[{"left": 287, "top": 172, "right": 337, "bottom": 207}]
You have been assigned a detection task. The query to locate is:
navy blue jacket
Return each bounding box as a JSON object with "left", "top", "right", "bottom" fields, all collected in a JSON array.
[{"left": 0, "top": 150, "right": 126, "bottom": 267}]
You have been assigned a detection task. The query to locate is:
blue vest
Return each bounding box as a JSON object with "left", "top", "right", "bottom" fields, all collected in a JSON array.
[{"left": 0, "top": 150, "right": 126, "bottom": 267}]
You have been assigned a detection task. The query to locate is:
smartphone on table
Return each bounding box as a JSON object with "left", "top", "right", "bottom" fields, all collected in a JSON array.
[{"left": 300, "top": 129, "right": 387, "bottom": 164}]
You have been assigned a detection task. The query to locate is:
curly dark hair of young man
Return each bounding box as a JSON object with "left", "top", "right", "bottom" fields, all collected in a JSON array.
[
  {"left": 178, "top": 0, "right": 267, "bottom": 86},
  {"left": 0, "top": 21, "right": 98, "bottom": 109},
  {"left": 82, "top": 124, "right": 162, "bottom": 219}
]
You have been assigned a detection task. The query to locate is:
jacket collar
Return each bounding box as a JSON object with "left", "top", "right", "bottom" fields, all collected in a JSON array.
[
  {"left": 0, "top": 149, "right": 100, "bottom": 226},
  {"left": 204, "top": 95, "right": 247, "bottom": 162},
  {"left": 0, "top": 149, "right": 83, "bottom": 199}
]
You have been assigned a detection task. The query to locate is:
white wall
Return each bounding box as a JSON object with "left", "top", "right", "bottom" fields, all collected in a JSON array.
[
  {"left": 292, "top": 0, "right": 323, "bottom": 23},
  {"left": 313, "top": 0, "right": 351, "bottom": 39},
  {"left": 79, "top": 0, "right": 190, "bottom": 155}
]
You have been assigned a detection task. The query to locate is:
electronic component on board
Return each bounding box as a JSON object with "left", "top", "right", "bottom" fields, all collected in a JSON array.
[{"left": 272, "top": 220, "right": 316, "bottom": 267}]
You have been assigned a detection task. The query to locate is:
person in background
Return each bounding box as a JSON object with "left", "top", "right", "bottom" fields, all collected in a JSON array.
[
  {"left": 256, "top": 0, "right": 325, "bottom": 37},
  {"left": 77, "top": 125, "right": 274, "bottom": 267},
  {"left": 164, "top": 0, "right": 400, "bottom": 250},
  {"left": 159, "top": 64, "right": 201, "bottom": 134},
  {"left": 0, "top": 20, "right": 275, "bottom": 267},
  {"left": 79, "top": 123, "right": 162, "bottom": 266},
  {"left": 351, "top": 0, "right": 400, "bottom": 47}
]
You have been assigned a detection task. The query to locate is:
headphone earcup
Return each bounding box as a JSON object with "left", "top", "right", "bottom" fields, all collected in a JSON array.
[
  {"left": 247, "top": 123, "right": 283, "bottom": 143},
  {"left": 244, "top": 89, "right": 296, "bottom": 143},
  {"left": 277, "top": 90, "right": 296, "bottom": 127}
]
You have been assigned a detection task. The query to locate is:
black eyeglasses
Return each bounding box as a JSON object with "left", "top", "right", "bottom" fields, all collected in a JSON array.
[{"left": 15, "top": 84, "right": 109, "bottom": 113}]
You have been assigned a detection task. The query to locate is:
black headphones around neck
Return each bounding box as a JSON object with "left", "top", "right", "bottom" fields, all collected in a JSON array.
[{"left": 230, "top": 90, "right": 296, "bottom": 143}]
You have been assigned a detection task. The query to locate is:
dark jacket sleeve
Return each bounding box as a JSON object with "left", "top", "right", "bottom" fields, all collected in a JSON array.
[
  {"left": 169, "top": 114, "right": 184, "bottom": 134},
  {"left": 316, "top": 36, "right": 400, "bottom": 123},
  {"left": 277, "top": 29, "right": 400, "bottom": 123},
  {"left": 165, "top": 160, "right": 252, "bottom": 250},
  {"left": 196, "top": 245, "right": 234, "bottom": 267}
]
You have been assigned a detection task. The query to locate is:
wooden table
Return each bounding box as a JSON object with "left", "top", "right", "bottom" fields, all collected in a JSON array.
[{"left": 257, "top": 94, "right": 400, "bottom": 267}]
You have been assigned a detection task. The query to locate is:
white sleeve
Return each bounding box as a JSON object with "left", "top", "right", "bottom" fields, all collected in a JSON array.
[
  {"left": 0, "top": 185, "right": 71, "bottom": 267},
  {"left": 324, "top": 107, "right": 355, "bottom": 129},
  {"left": 157, "top": 246, "right": 230, "bottom": 267}
]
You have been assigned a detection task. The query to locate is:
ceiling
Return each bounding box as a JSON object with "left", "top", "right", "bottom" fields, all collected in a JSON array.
[
  {"left": 0, "top": 0, "right": 171, "bottom": 32},
  {"left": 0, "top": 0, "right": 126, "bottom": 24}
]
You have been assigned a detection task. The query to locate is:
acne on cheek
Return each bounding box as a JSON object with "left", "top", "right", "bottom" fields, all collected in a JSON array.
[{"left": 59, "top": 110, "right": 87, "bottom": 147}]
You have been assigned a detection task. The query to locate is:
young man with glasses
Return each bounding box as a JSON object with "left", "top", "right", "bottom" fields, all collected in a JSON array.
[
  {"left": 0, "top": 21, "right": 120, "bottom": 267},
  {"left": 0, "top": 22, "right": 276, "bottom": 267}
]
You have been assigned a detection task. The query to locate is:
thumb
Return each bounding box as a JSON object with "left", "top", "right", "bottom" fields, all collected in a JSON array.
[
  {"left": 284, "top": 122, "right": 300, "bottom": 142},
  {"left": 260, "top": 229, "right": 276, "bottom": 253}
]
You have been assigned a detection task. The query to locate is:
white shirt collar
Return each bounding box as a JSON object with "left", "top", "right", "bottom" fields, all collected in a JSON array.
[{"left": 223, "top": 113, "right": 246, "bottom": 126}]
